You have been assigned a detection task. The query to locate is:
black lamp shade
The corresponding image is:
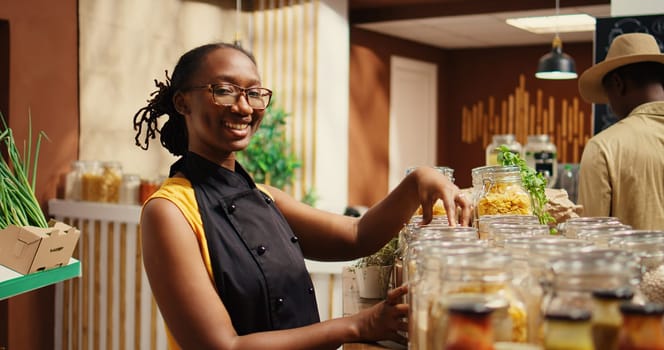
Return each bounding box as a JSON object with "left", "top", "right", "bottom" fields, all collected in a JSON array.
[{"left": 536, "top": 45, "right": 578, "bottom": 80}]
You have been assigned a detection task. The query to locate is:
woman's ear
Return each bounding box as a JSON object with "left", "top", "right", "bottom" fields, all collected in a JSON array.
[{"left": 173, "top": 91, "right": 190, "bottom": 116}]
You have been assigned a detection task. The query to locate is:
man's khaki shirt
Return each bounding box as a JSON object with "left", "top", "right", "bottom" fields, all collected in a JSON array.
[{"left": 578, "top": 101, "right": 664, "bottom": 230}]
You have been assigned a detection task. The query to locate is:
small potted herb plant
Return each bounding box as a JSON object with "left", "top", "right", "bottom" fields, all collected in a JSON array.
[{"left": 353, "top": 237, "right": 398, "bottom": 299}]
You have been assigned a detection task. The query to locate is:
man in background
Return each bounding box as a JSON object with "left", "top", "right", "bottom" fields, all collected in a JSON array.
[{"left": 577, "top": 33, "right": 664, "bottom": 230}]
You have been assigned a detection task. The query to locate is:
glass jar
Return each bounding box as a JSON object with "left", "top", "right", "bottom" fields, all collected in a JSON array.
[
  {"left": 524, "top": 134, "right": 558, "bottom": 189},
  {"left": 504, "top": 236, "right": 565, "bottom": 345},
  {"left": 407, "top": 166, "right": 455, "bottom": 217},
  {"left": 64, "top": 160, "right": 85, "bottom": 201},
  {"left": 81, "top": 160, "right": 102, "bottom": 201},
  {"left": 140, "top": 177, "right": 164, "bottom": 203},
  {"left": 486, "top": 223, "right": 550, "bottom": 248},
  {"left": 560, "top": 216, "right": 622, "bottom": 238},
  {"left": 591, "top": 288, "right": 634, "bottom": 350},
  {"left": 475, "top": 166, "right": 533, "bottom": 219},
  {"left": 618, "top": 303, "right": 664, "bottom": 350},
  {"left": 118, "top": 174, "right": 141, "bottom": 205},
  {"left": 576, "top": 224, "right": 633, "bottom": 243},
  {"left": 439, "top": 251, "right": 528, "bottom": 343},
  {"left": 403, "top": 229, "right": 480, "bottom": 287},
  {"left": 615, "top": 235, "right": 664, "bottom": 304},
  {"left": 547, "top": 252, "right": 638, "bottom": 316},
  {"left": 406, "top": 165, "right": 455, "bottom": 182},
  {"left": 412, "top": 246, "right": 485, "bottom": 350},
  {"left": 476, "top": 214, "right": 539, "bottom": 240},
  {"left": 444, "top": 303, "right": 494, "bottom": 350},
  {"left": 486, "top": 134, "right": 523, "bottom": 166},
  {"left": 543, "top": 309, "right": 594, "bottom": 350},
  {"left": 99, "top": 161, "right": 123, "bottom": 203}
]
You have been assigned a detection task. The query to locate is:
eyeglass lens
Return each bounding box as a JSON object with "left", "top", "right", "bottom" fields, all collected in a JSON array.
[{"left": 212, "top": 84, "right": 271, "bottom": 109}]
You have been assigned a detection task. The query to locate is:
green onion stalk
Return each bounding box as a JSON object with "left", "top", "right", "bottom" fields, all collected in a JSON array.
[
  {"left": 497, "top": 145, "right": 555, "bottom": 228},
  {"left": 0, "top": 112, "right": 49, "bottom": 229}
]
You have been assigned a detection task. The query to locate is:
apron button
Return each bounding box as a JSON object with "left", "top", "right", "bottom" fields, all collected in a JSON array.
[
  {"left": 308, "top": 287, "right": 314, "bottom": 294},
  {"left": 265, "top": 197, "right": 273, "bottom": 204},
  {"left": 276, "top": 297, "right": 284, "bottom": 307},
  {"left": 229, "top": 203, "right": 236, "bottom": 213},
  {"left": 257, "top": 245, "right": 267, "bottom": 255},
  {"left": 290, "top": 236, "right": 299, "bottom": 243}
]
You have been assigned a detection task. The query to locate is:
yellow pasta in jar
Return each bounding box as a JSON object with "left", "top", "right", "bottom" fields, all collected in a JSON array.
[{"left": 477, "top": 183, "right": 532, "bottom": 216}]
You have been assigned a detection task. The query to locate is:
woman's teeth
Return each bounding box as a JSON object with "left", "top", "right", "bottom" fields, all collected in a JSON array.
[{"left": 225, "top": 122, "right": 249, "bottom": 130}]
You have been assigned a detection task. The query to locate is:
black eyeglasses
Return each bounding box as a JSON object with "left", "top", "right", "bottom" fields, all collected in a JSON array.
[{"left": 186, "top": 83, "right": 272, "bottom": 110}]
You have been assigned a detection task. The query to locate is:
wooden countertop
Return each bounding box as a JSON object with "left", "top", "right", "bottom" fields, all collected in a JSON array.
[{"left": 342, "top": 267, "right": 405, "bottom": 350}]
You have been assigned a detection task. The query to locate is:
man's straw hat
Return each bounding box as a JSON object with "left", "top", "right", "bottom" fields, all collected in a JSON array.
[{"left": 578, "top": 33, "right": 664, "bottom": 104}]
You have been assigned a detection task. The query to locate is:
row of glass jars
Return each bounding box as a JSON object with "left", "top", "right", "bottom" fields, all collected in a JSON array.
[
  {"left": 64, "top": 160, "right": 164, "bottom": 205},
  {"left": 403, "top": 164, "right": 533, "bottom": 224},
  {"left": 399, "top": 214, "right": 664, "bottom": 349}
]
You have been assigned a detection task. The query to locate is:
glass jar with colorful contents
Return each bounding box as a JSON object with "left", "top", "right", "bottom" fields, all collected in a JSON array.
[
  {"left": 438, "top": 250, "right": 529, "bottom": 343},
  {"left": 475, "top": 166, "right": 532, "bottom": 218}
]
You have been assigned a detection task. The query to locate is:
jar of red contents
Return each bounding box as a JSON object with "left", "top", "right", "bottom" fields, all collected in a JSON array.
[
  {"left": 139, "top": 177, "right": 163, "bottom": 204},
  {"left": 618, "top": 303, "right": 664, "bottom": 350},
  {"left": 444, "top": 302, "right": 494, "bottom": 350}
]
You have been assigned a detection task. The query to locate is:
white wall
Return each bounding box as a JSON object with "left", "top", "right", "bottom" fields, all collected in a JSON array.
[
  {"left": 79, "top": 0, "right": 238, "bottom": 182},
  {"left": 79, "top": 0, "right": 349, "bottom": 211},
  {"left": 611, "top": 0, "right": 664, "bottom": 16},
  {"left": 314, "top": 0, "right": 349, "bottom": 213}
]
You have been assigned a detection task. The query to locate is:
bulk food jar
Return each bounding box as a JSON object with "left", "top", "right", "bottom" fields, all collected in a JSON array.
[
  {"left": 547, "top": 251, "right": 639, "bottom": 316},
  {"left": 437, "top": 250, "right": 528, "bottom": 343},
  {"left": 486, "top": 134, "right": 523, "bottom": 166},
  {"left": 410, "top": 245, "right": 485, "bottom": 350},
  {"left": 614, "top": 234, "right": 664, "bottom": 304},
  {"left": 473, "top": 166, "right": 533, "bottom": 221},
  {"left": 407, "top": 166, "right": 455, "bottom": 217},
  {"left": 524, "top": 134, "right": 558, "bottom": 188}
]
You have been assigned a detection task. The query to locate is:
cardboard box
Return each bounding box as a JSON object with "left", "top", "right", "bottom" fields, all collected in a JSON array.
[{"left": 0, "top": 220, "right": 80, "bottom": 275}]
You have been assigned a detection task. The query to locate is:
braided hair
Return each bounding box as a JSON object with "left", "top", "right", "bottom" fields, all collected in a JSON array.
[{"left": 133, "top": 43, "right": 257, "bottom": 156}]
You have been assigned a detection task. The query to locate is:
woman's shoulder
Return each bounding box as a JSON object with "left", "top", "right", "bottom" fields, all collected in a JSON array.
[{"left": 145, "top": 176, "right": 198, "bottom": 216}]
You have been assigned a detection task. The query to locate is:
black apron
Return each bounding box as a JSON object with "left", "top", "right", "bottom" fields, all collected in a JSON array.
[{"left": 172, "top": 152, "right": 320, "bottom": 335}]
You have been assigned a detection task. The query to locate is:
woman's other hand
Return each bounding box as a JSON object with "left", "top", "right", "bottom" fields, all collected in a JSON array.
[{"left": 351, "top": 285, "right": 409, "bottom": 345}]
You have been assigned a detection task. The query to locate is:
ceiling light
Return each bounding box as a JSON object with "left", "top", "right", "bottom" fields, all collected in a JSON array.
[
  {"left": 535, "top": 0, "right": 578, "bottom": 80},
  {"left": 536, "top": 35, "right": 578, "bottom": 79},
  {"left": 506, "top": 13, "right": 596, "bottom": 34}
]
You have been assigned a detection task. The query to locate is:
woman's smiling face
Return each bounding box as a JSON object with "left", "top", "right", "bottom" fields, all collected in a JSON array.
[{"left": 177, "top": 47, "right": 265, "bottom": 166}]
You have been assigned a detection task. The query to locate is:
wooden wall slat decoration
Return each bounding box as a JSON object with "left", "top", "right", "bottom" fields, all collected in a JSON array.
[{"left": 460, "top": 74, "right": 590, "bottom": 164}]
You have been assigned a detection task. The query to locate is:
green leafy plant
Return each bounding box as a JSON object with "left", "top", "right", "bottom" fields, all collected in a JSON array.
[
  {"left": 355, "top": 237, "right": 398, "bottom": 268},
  {"left": 236, "top": 100, "right": 317, "bottom": 205},
  {"left": 497, "top": 145, "right": 555, "bottom": 227},
  {"left": 237, "top": 101, "right": 300, "bottom": 189},
  {"left": 0, "top": 112, "right": 49, "bottom": 228}
]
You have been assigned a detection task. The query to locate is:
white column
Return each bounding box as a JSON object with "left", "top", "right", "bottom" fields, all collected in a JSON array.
[{"left": 314, "top": 0, "right": 349, "bottom": 214}]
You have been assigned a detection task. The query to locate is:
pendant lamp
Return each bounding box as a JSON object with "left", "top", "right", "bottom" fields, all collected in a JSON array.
[{"left": 535, "top": 0, "right": 578, "bottom": 80}]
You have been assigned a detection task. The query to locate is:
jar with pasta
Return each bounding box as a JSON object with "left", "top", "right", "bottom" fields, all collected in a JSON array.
[
  {"left": 437, "top": 250, "right": 529, "bottom": 343},
  {"left": 475, "top": 166, "right": 533, "bottom": 219},
  {"left": 410, "top": 244, "right": 485, "bottom": 350},
  {"left": 407, "top": 166, "right": 455, "bottom": 217},
  {"left": 81, "top": 160, "right": 102, "bottom": 201}
]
